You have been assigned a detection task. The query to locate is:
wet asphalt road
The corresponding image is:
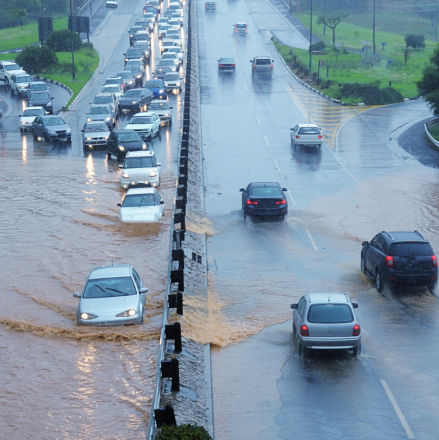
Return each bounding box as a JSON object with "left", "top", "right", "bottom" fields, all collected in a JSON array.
[{"left": 196, "top": 0, "right": 439, "bottom": 438}]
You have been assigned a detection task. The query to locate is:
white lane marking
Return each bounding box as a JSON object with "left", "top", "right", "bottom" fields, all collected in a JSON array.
[
  {"left": 230, "top": 37, "right": 233, "bottom": 43},
  {"left": 264, "top": 136, "right": 270, "bottom": 146},
  {"left": 306, "top": 229, "right": 318, "bottom": 251},
  {"left": 255, "top": 115, "right": 260, "bottom": 124},
  {"left": 287, "top": 190, "right": 296, "bottom": 205},
  {"left": 245, "top": 84, "right": 248, "bottom": 91},
  {"left": 233, "top": 47, "right": 236, "bottom": 53},
  {"left": 240, "top": 71, "right": 243, "bottom": 77},
  {"left": 250, "top": 99, "right": 254, "bottom": 106},
  {"left": 381, "top": 380, "right": 415, "bottom": 439},
  {"left": 273, "top": 159, "right": 281, "bottom": 171}
]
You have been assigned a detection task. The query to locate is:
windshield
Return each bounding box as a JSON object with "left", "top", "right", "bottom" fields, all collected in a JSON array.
[
  {"left": 159, "top": 61, "right": 174, "bottom": 66},
  {"left": 17, "top": 75, "right": 33, "bottom": 83},
  {"left": 102, "top": 86, "right": 119, "bottom": 93},
  {"left": 219, "top": 58, "right": 234, "bottom": 63},
  {"left": 123, "top": 90, "right": 141, "bottom": 98},
  {"left": 22, "top": 109, "right": 42, "bottom": 117},
  {"left": 250, "top": 186, "right": 281, "bottom": 196},
  {"left": 298, "top": 127, "right": 320, "bottom": 134},
  {"left": 122, "top": 193, "right": 158, "bottom": 207},
  {"left": 145, "top": 80, "right": 162, "bottom": 88},
  {"left": 390, "top": 242, "right": 434, "bottom": 257},
  {"left": 118, "top": 133, "right": 141, "bottom": 142},
  {"left": 164, "top": 73, "right": 179, "bottom": 81},
  {"left": 93, "top": 96, "right": 112, "bottom": 104},
  {"left": 307, "top": 304, "right": 354, "bottom": 323},
  {"left": 89, "top": 106, "right": 110, "bottom": 114},
  {"left": 83, "top": 276, "right": 136, "bottom": 298},
  {"left": 149, "top": 101, "right": 170, "bottom": 110},
  {"left": 162, "top": 53, "right": 176, "bottom": 59},
  {"left": 129, "top": 116, "right": 152, "bottom": 124},
  {"left": 236, "top": 23, "right": 247, "bottom": 28},
  {"left": 84, "top": 123, "right": 109, "bottom": 132},
  {"left": 31, "top": 92, "right": 50, "bottom": 101},
  {"left": 127, "top": 50, "right": 142, "bottom": 56},
  {"left": 116, "top": 72, "right": 131, "bottom": 79},
  {"left": 125, "top": 157, "right": 155, "bottom": 168},
  {"left": 126, "top": 60, "right": 142, "bottom": 67},
  {"left": 44, "top": 117, "right": 66, "bottom": 126},
  {"left": 256, "top": 58, "right": 271, "bottom": 65},
  {"left": 168, "top": 48, "right": 181, "bottom": 53},
  {"left": 30, "top": 83, "right": 47, "bottom": 91},
  {"left": 105, "top": 78, "right": 121, "bottom": 85},
  {"left": 5, "top": 63, "right": 20, "bottom": 71}
]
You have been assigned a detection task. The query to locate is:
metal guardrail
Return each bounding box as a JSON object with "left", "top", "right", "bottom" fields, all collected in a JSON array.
[{"left": 424, "top": 118, "right": 439, "bottom": 148}]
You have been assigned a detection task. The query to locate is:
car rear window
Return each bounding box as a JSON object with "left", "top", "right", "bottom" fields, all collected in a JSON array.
[
  {"left": 390, "top": 242, "right": 433, "bottom": 257},
  {"left": 250, "top": 186, "right": 281, "bottom": 196},
  {"left": 236, "top": 23, "right": 247, "bottom": 28},
  {"left": 308, "top": 304, "right": 353, "bottom": 323},
  {"left": 256, "top": 58, "right": 271, "bottom": 65},
  {"left": 298, "top": 127, "right": 320, "bottom": 134}
]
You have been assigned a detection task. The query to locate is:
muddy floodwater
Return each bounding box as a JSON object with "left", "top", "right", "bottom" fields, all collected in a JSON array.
[{"left": 0, "top": 146, "right": 175, "bottom": 439}]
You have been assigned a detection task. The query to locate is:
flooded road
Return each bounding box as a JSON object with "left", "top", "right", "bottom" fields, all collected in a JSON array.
[{"left": 0, "top": 0, "right": 187, "bottom": 437}]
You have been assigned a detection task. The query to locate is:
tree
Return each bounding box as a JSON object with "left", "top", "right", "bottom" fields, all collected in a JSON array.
[
  {"left": 317, "top": 13, "right": 348, "bottom": 46},
  {"left": 16, "top": 45, "right": 57, "bottom": 74},
  {"left": 10, "top": 8, "right": 27, "bottom": 28},
  {"left": 405, "top": 34, "right": 426, "bottom": 50},
  {"left": 45, "top": 29, "right": 82, "bottom": 52},
  {"left": 417, "top": 46, "right": 439, "bottom": 116}
]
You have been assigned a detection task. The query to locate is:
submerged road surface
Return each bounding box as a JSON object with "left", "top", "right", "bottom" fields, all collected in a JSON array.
[
  {"left": 194, "top": 0, "right": 439, "bottom": 438},
  {"left": 0, "top": 0, "right": 188, "bottom": 437}
]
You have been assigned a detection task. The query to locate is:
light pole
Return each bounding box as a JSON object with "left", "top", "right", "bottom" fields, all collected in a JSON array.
[
  {"left": 70, "top": 0, "right": 75, "bottom": 79},
  {"left": 323, "top": 0, "right": 327, "bottom": 35},
  {"left": 372, "top": 0, "right": 376, "bottom": 55},
  {"left": 309, "top": 0, "right": 313, "bottom": 69}
]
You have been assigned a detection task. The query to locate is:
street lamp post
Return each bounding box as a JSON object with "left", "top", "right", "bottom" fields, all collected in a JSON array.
[
  {"left": 70, "top": 0, "right": 75, "bottom": 79},
  {"left": 373, "top": 0, "right": 376, "bottom": 55},
  {"left": 309, "top": 0, "right": 313, "bottom": 69}
]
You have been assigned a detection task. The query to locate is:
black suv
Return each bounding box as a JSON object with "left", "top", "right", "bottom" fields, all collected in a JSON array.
[
  {"left": 107, "top": 129, "right": 146, "bottom": 160},
  {"left": 361, "top": 231, "right": 438, "bottom": 292}
]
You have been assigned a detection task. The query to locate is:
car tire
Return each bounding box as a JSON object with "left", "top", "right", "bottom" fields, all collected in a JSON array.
[
  {"left": 10, "top": 87, "right": 14, "bottom": 95},
  {"left": 169, "top": 119, "right": 172, "bottom": 126},
  {"left": 291, "top": 138, "right": 295, "bottom": 148},
  {"left": 427, "top": 283, "right": 436, "bottom": 294},
  {"left": 43, "top": 133, "right": 49, "bottom": 142},
  {"left": 280, "top": 215, "right": 285, "bottom": 220},
  {"left": 107, "top": 149, "right": 112, "bottom": 159},
  {"left": 361, "top": 256, "right": 366, "bottom": 274},
  {"left": 353, "top": 343, "right": 361, "bottom": 357},
  {"left": 243, "top": 209, "right": 247, "bottom": 219},
  {"left": 136, "top": 306, "right": 144, "bottom": 325},
  {"left": 33, "top": 130, "right": 38, "bottom": 140},
  {"left": 376, "top": 269, "right": 383, "bottom": 292},
  {"left": 292, "top": 322, "right": 296, "bottom": 335},
  {"left": 158, "top": 128, "right": 161, "bottom": 140}
]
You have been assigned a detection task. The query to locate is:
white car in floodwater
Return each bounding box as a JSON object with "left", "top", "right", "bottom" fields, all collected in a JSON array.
[
  {"left": 119, "top": 150, "right": 161, "bottom": 189},
  {"left": 74, "top": 265, "right": 148, "bottom": 326},
  {"left": 118, "top": 187, "right": 164, "bottom": 223}
]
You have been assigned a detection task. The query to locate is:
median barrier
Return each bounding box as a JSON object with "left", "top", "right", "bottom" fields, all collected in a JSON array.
[{"left": 425, "top": 118, "right": 439, "bottom": 148}]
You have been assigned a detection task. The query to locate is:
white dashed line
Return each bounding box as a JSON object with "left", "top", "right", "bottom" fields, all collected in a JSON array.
[
  {"left": 250, "top": 99, "right": 254, "bottom": 106},
  {"left": 381, "top": 380, "right": 415, "bottom": 439},
  {"left": 306, "top": 229, "right": 319, "bottom": 251},
  {"left": 273, "top": 159, "right": 281, "bottom": 171},
  {"left": 264, "top": 136, "right": 270, "bottom": 146},
  {"left": 244, "top": 84, "right": 248, "bottom": 91},
  {"left": 287, "top": 190, "right": 296, "bottom": 205},
  {"left": 255, "top": 115, "right": 260, "bottom": 124},
  {"left": 240, "top": 71, "right": 243, "bottom": 77}
]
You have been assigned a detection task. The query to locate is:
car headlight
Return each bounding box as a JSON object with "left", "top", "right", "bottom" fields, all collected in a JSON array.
[
  {"left": 115, "top": 309, "right": 137, "bottom": 317},
  {"left": 48, "top": 130, "right": 56, "bottom": 134},
  {"left": 176, "top": 82, "right": 180, "bottom": 86},
  {"left": 132, "top": 101, "right": 138, "bottom": 104},
  {"left": 21, "top": 121, "right": 26, "bottom": 124},
  {"left": 87, "top": 117, "right": 91, "bottom": 121},
  {"left": 47, "top": 102, "right": 52, "bottom": 106},
  {"left": 86, "top": 137, "right": 92, "bottom": 140},
  {"left": 105, "top": 117, "right": 111, "bottom": 121},
  {"left": 105, "top": 136, "right": 109, "bottom": 139},
  {"left": 142, "top": 143, "right": 147, "bottom": 149},
  {"left": 122, "top": 173, "right": 129, "bottom": 178},
  {"left": 118, "top": 145, "right": 125, "bottom": 151},
  {"left": 81, "top": 312, "right": 98, "bottom": 320},
  {"left": 128, "top": 80, "right": 133, "bottom": 84},
  {"left": 137, "top": 74, "right": 142, "bottom": 78},
  {"left": 66, "top": 128, "right": 71, "bottom": 133},
  {"left": 19, "top": 85, "right": 26, "bottom": 89},
  {"left": 164, "top": 113, "right": 170, "bottom": 117},
  {"left": 149, "top": 171, "right": 157, "bottom": 177},
  {"left": 159, "top": 89, "right": 164, "bottom": 93}
]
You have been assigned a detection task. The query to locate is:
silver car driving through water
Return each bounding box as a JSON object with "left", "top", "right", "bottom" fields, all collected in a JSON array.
[{"left": 74, "top": 265, "right": 148, "bottom": 326}]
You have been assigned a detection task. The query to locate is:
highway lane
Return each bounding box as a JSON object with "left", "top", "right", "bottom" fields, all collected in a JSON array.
[
  {"left": 195, "top": 0, "right": 439, "bottom": 438},
  {"left": 0, "top": 0, "right": 188, "bottom": 438}
]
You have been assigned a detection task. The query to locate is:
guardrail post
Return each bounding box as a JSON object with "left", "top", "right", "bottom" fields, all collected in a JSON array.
[
  {"left": 176, "top": 196, "right": 186, "bottom": 214},
  {"left": 168, "top": 292, "right": 183, "bottom": 315},
  {"left": 154, "top": 405, "right": 176, "bottom": 428},
  {"left": 172, "top": 249, "right": 184, "bottom": 269},
  {"left": 165, "top": 322, "right": 182, "bottom": 353},
  {"left": 177, "top": 184, "right": 187, "bottom": 201},
  {"left": 171, "top": 269, "right": 184, "bottom": 291},
  {"left": 161, "top": 358, "right": 180, "bottom": 391},
  {"left": 174, "top": 210, "right": 186, "bottom": 231}
]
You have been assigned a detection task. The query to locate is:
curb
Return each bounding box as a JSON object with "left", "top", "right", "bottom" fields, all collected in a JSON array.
[
  {"left": 424, "top": 118, "right": 439, "bottom": 148},
  {"left": 33, "top": 75, "right": 73, "bottom": 110}
]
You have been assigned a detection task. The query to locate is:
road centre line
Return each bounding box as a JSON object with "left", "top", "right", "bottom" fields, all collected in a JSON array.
[
  {"left": 306, "top": 230, "right": 319, "bottom": 251},
  {"left": 256, "top": 115, "right": 261, "bottom": 124},
  {"left": 240, "top": 71, "right": 243, "bottom": 77},
  {"left": 245, "top": 84, "right": 248, "bottom": 91},
  {"left": 381, "top": 380, "right": 415, "bottom": 439},
  {"left": 250, "top": 99, "right": 254, "bottom": 106},
  {"left": 287, "top": 190, "right": 296, "bottom": 205},
  {"left": 273, "top": 159, "right": 281, "bottom": 171},
  {"left": 264, "top": 136, "right": 270, "bottom": 146}
]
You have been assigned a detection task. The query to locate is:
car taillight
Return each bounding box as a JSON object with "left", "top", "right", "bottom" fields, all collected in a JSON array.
[
  {"left": 385, "top": 256, "right": 394, "bottom": 267},
  {"left": 253, "top": 65, "right": 256, "bottom": 69},
  {"left": 300, "top": 325, "right": 309, "bottom": 337},
  {"left": 296, "top": 135, "right": 300, "bottom": 139},
  {"left": 353, "top": 324, "right": 361, "bottom": 336},
  {"left": 318, "top": 135, "right": 322, "bottom": 139},
  {"left": 247, "top": 199, "right": 258, "bottom": 205},
  {"left": 271, "top": 64, "right": 273, "bottom": 69},
  {"left": 231, "top": 64, "right": 235, "bottom": 66},
  {"left": 246, "top": 29, "right": 248, "bottom": 32},
  {"left": 275, "top": 199, "right": 286, "bottom": 205},
  {"left": 433, "top": 255, "right": 438, "bottom": 267},
  {"left": 219, "top": 64, "right": 223, "bottom": 66},
  {"left": 235, "top": 29, "right": 237, "bottom": 32}
]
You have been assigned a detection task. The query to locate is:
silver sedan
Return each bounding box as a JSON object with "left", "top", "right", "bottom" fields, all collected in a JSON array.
[
  {"left": 291, "top": 293, "right": 361, "bottom": 356},
  {"left": 290, "top": 123, "right": 323, "bottom": 148},
  {"left": 74, "top": 265, "right": 148, "bottom": 326}
]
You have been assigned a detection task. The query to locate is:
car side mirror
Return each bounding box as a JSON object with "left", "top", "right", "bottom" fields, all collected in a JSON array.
[
  {"left": 352, "top": 303, "right": 359, "bottom": 308},
  {"left": 282, "top": 188, "right": 287, "bottom": 192},
  {"left": 249, "top": 60, "right": 252, "bottom": 62},
  {"left": 272, "top": 60, "right": 274, "bottom": 62},
  {"left": 117, "top": 203, "right": 121, "bottom": 207},
  {"left": 73, "top": 292, "right": 81, "bottom": 298},
  {"left": 89, "top": 101, "right": 92, "bottom": 104},
  {"left": 118, "top": 164, "right": 123, "bottom": 168},
  {"left": 51, "top": 97, "right": 54, "bottom": 99},
  {"left": 18, "top": 114, "right": 21, "bottom": 117},
  {"left": 239, "top": 188, "right": 244, "bottom": 192},
  {"left": 81, "top": 129, "right": 84, "bottom": 132},
  {"left": 139, "top": 287, "right": 148, "bottom": 293},
  {"left": 157, "top": 162, "right": 162, "bottom": 166},
  {"left": 362, "top": 241, "right": 369, "bottom": 247},
  {"left": 290, "top": 304, "right": 298, "bottom": 309},
  {"left": 160, "top": 200, "right": 165, "bottom": 204}
]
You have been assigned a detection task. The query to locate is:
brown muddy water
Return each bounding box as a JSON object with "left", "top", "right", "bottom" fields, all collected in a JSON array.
[{"left": 0, "top": 149, "right": 175, "bottom": 439}]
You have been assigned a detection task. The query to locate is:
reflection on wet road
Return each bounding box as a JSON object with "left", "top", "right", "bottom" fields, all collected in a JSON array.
[{"left": 0, "top": 0, "right": 187, "bottom": 437}]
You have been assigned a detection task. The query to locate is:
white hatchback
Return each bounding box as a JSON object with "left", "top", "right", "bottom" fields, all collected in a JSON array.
[
  {"left": 124, "top": 112, "right": 161, "bottom": 141},
  {"left": 101, "top": 84, "right": 124, "bottom": 100},
  {"left": 119, "top": 150, "right": 161, "bottom": 188},
  {"left": 119, "top": 187, "right": 165, "bottom": 223},
  {"left": 19, "top": 106, "right": 45, "bottom": 132}
]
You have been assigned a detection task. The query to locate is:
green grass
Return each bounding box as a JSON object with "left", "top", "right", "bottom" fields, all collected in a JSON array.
[
  {"left": 429, "top": 124, "right": 439, "bottom": 141},
  {"left": 0, "top": 48, "right": 99, "bottom": 108},
  {"left": 0, "top": 17, "right": 68, "bottom": 52},
  {"left": 275, "top": 14, "right": 438, "bottom": 100}
]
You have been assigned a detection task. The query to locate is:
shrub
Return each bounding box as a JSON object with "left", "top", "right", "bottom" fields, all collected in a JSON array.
[
  {"left": 337, "top": 82, "right": 404, "bottom": 105},
  {"left": 309, "top": 41, "right": 326, "bottom": 52},
  {"left": 82, "top": 41, "right": 94, "bottom": 50},
  {"left": 46, "top": 29, "right": 83, "bottom": 52},
  {"left": 404, "top": 34, "right": 426, "bottom": 50},
  {"left": 15, "top": 45, "right": 58, "bottom": 74},
  {"left": 155, "top": 424, "right": 212, "bottom": 440}
]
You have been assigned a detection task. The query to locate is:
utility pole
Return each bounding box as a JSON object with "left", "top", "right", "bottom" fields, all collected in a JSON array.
[
  {"left": 323, "top": 0, "right": 327, "bottom": 35},
  {"left": 373, "top": 0, "right": 376, "bottom": 55},
  {"left": 70, "top": 0, "right": 75, "bottom": 80},
  {"left": 436, "top": 4, "right": 438, "bottom": 42},
  {"left": 309, "top": 0, "right": 313, "bottom": 69},
  {"left": 90, "top": 0, "right": 92, "bottom": 16}
]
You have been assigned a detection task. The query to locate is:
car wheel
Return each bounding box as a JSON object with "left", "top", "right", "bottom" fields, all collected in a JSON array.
[
  {"left": 169, "top": 118, "right": 172, "bottom": 126},
  {"left": 43, "top": 133, "right": 49, "bottom": 142},
  {"left": 138, "top": 103, "right": 142, "bottom": 112},
  {"left": 157, "top": 128, "right": 161, "bottom": 140},
  {"left": 136, "top": 306, "right": 144, "bottom": 324},
  {"left": 10, "top": 87, "right": 14, "bottom": 95},
  {"left": 291, "top": 138, "right": 295, "bottom": 148},
  {"left": 243, "top": 209, "right": 247, "bottom": 219},
  {"left": 361, "top": 256, "right": 366, "bottom": 274},
  {"left": 33, "top": 130, "right": 38, "bottom": 140},
  {"left": 107, "top": 149, "right": 112, "bottom": 159},
  {"left": 292, "top": 321, "right": 296, "bottom": 335},
  {"left": 353, "top": 343, "right": 361, "bottom": 357},
  {"left": 375, "top": 269, "right": 383, "bottom": 292},
  {"left": 427, "top": 283, "right": 436, "bottom": 294},
  {"left": 280, "top": 215, "right": 285, "bottom": 220}
]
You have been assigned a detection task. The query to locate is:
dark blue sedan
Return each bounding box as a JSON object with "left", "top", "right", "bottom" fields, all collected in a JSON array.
[{"left": 144, "top": 79, "right": 167, "bottom": 99}]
